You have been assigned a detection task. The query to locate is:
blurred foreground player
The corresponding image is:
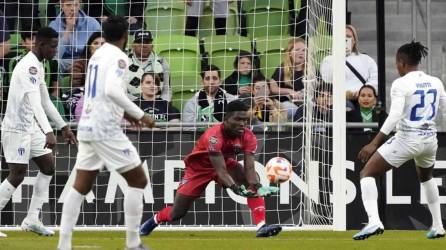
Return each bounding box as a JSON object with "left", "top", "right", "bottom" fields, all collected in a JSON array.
[
  {"left": 57, "top": 16, "right": 155, "bottom": 250},
  {"left": 140, "top": 100, "right": 282, "bottom": 237}
]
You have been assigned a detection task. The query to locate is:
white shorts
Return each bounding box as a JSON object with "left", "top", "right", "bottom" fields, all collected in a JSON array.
[
  {"left": 377, "top": 135, "right": 437, "bottom": 168},
  {"left": 1, "top": 130, "right": 52, "bottom": 164},
  {"left": 75, "top": 139, "right": 141, "bottom": 173},
  {"left": 186, "top": 0, "right": 229, "bottom": 18}
]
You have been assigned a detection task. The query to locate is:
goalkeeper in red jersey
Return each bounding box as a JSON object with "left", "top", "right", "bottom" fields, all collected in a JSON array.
[{"left": 140, "top": 100, "right": 282, "bottom": 237}]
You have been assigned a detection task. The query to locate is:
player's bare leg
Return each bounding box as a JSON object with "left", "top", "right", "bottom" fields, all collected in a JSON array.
[
  {"left": 58, "top": 169, "right": 99, "bottom": 250},
  {"left": 140, "top": 192, "right": 196, "bottom": 236},
  {"left": 353, "top": 152, "right": 392, "bottom": 240},
  {"left": 0, "top": 162, "right": 27, "bottom": 238},
  {"left": 19, "top": 153, "right": 56, "bottom": 236},
  {"left": 229, "top": 164, "right": 282, "bottom": 237},
  {"left": 416, "top": 165, "right": 445, "bottom": 239},
  {"left": 120, "top": 165, "right": 149, "bottom": 250}
]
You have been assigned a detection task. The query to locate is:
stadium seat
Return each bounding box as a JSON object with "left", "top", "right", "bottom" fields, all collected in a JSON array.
[
  {"left": 202, "top": 35, "right": 252, "bottom": 79},
  {"left": 255, "top": 36, "right": 291, "bottom": 78},
  {"left": 153, "top": 35, "right": 200, "bottom": 77},
  {"left": 104, "top": 0, "right": 127, "bottom": 16},
  {"left": 198, "top": 1, "right": 238, "bottom": 38},
  {"left": 242, "top": 0, "right": 290, "bottom": 38},
  {"left": 308, "top": 35, "right": 332, "bottom": 70},
  {"left": 170, "top": 72, "right": 200, "bottom": 112},
  {"left": 144, "top": 3, "right": 185, "bottom": 37}
]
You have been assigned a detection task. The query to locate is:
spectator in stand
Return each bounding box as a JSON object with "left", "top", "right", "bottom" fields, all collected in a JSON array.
[
  {"left": 320, "top": 25, "right": 378, "bottom": 108},
  {"left": 346, "top": 84, "right": 386, "bottom": 132},
  {"left": 0, "top": 10, "right": 11, "bottom": 59},
  {"left": 47, "top": 0, "right": 146, "bottom": 32},
  {"left": 135, "top": 72, "right": 181, "bottom": 122},
  {"left": 222, "top": 51, "right": 264, "bottom": 96},
  {"left": 294, "top": 84, "right": 333, "bottom": 136},
  {"left": 251, "top": 78, "right": 287, "bottom": 123},
  {"left": 62, "top": 31, "right": 105, "bottom": 121},
  {"left": 269, "top": 37, "right": 308, "bottom": 120},
  {"left": 127, "top": 30, "right": 171, "bottom": 101},
  {"left": 185, "top": 0, "right": 229, "bottom": 36},
  {"left": 183, "top": 65, "right": 236, "bottom": 122},
  {"left": 3, "top": 31, "right": 65, "bottom": 118},
  {"left": 49, "top": 0, "right": 101, "bottom": 73}
]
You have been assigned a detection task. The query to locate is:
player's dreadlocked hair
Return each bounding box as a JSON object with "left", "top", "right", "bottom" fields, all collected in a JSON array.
[
  {"left": 224, "top": 100, "right": 249, "bottom": 119},
  {"left": 397, "top": 40, "right": 428, "bottom": 66}
]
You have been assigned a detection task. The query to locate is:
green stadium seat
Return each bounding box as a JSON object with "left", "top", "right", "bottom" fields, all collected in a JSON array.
[
  {"left": 198, "top": 1, "right": 238, "bottom": 38},
  {"left": 146, "top": 0, "right": 184, "bottom": 10},
  {"left": 144, "top": 4, "right": 185, "bottom": 37},
  {"left": 203, "top": 35, "right": 252, "bottom": 79},
  {"left": 308, "top": 35, "right": 332, "bottom": 70},
  {"left": 242, "top": 0, "right": 290, "bottom": 38},
  {"left": 104, "top": 0, "right": 128, "bottom": 16},
  {"left": 170, "top": 72, "right": 200, "bottom": 112},
  {"left": 9, "top": 33, "right": 21, "bottom": 49},
  {"left": 255, "top": 36, "right": 291, "bottom": 78},
  {"left": 153, "top": 35, "right": 200, "bottom": 76}
]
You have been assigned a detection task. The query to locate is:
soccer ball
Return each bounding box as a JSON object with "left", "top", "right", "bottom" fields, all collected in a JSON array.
[{"left": 265, "top": 157, "right": 292, "bottom": 184}]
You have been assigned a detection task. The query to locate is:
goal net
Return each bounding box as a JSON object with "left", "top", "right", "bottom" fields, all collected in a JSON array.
[{"left": 0, "top": 0, "right": 345, "bottom": 230}]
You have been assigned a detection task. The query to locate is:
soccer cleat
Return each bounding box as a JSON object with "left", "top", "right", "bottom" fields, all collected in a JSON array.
[
  {"left": 21, "top": 217, "right": 55, "bottom": 236},
  {"left": 426, "top": 227, "right": 445, "bottom": 239},
  {"left": 125, "top": 243, "right": 151, "bottom": 250},
  {"left": 353, "top": 221, "right": 384, "bottom": 240},
  {"left": 0, "top": 231, "right": 7, "bottom": 238},
  {"left": 256, "top": 224, "right": 282, "bottom": 237},
  {"left": 140, "top": 216, "right": 158, "bottom": 236}
]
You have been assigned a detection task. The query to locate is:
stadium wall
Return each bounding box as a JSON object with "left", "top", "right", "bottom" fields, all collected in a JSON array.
[{"left": 1, "top": 131, "right": 445, "bottom": 230}]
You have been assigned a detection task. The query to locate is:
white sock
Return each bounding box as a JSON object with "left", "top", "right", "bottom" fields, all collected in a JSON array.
[
  {"left": 125, "top": 187, "right": 144, "bottom": 248},
  {"left": 27, "top": 172, "right": 52, "bottom": 221},
  {"left": 57, "top": 187, "right": 84, "bottom": 250},
  {"left": 0, "top": 179, "right": 16, "bottom": 211},
  {"left": 421, "top": 178, "right": 444, "bottom": 229},
  {"left": 360, "top": 177, "right": 381, "bottom": 224}
]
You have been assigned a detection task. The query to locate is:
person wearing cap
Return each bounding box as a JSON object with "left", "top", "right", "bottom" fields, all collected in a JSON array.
[
  {"left": 49, "top": 0, "right": 101, "bottom": 73},
  {"left": 126, "top": 29, "right": 171, "bottom": 102}
]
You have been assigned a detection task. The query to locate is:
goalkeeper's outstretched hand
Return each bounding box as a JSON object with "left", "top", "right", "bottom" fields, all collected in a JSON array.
[
  {"left": 256, "top": 185, "right": 280, "bottom": 197},
  {"left": 230, "top": 185, "right": 257, "bottom": 197}
]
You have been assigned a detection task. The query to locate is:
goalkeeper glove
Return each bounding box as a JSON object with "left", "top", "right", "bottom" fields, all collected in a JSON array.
[
  {"left": 230, "top": 184, "right": 257, "bottom": 197},
  {"left": 252, "top": 183, "right": 280, "bottom": 197}
]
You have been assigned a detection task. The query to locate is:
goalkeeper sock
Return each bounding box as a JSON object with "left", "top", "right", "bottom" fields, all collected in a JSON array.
[
  {"left": 360, "top": 177, "right": 381, "bottom": 224},
  {"left": 27, "top": 172, "right": 52, "bottom": 221},
  {"left": 421, "top": 178, "right": 444, "bottom": 229},
  {"left": 156, "top": 206, "right": 173, "bottom": 223},
  {"left": 58, "top": 187, "right": 84, "bottom": 250},
  {"left": 124, "top": 187, "right": 144, "bottom": 248},
  {"left": 0, "top": 179, "right": 16, "bottom": 211},
  {"left": 247, "top": 197, "right": 266, "bottom": 229}
]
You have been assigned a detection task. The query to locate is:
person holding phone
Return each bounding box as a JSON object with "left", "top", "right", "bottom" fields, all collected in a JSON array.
[{"left": 251, "top": 78, "right": 287, "bottom": 123}]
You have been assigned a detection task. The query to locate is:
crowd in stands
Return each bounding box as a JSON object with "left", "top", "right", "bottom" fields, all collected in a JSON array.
[{"left": 0, "top": 0, "right": 383, "bottom": 130}]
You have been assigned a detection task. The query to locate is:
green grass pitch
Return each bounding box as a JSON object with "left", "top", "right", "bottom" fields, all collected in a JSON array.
[{"left": 0, "top": 231, "right": 444, "bottom": 250}]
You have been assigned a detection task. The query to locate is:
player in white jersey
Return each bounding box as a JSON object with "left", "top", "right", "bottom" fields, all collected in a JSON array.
[
  {"left": 57, "top": 16, "right": 155, "bottom": 250},
  {"left": 0, "top": 27, "right": 77, "bottom": 238},
  {"left": 353, "top": 41, "right": 445, "bottom": 240}
]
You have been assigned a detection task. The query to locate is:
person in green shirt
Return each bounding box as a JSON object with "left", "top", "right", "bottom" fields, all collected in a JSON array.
[{"left": 222, "top": 51, "right": 264, "bottom": 96}]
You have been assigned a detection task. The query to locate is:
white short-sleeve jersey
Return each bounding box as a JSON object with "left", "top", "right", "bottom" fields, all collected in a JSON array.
[
  {"left": 381, "top": 71, "right": 446, "bottom": 138},
  {"left": 77, "top": 43, "right": 144, "bottom": 141},
  {"left": 1, "top": 52, "right": 44, "bottom": 133}
]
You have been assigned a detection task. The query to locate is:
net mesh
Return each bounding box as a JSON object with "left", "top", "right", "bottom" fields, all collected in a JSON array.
[{"left": 0, "top": 0, "right": 336, "bottom": 229}]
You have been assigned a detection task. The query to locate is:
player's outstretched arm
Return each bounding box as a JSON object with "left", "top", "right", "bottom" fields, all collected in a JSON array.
[
  {"left": 244, "top": 153, "right": 259, "bottom": 186},
  {"left": 209, "top": 152, "right": 255, "bottom": 197}
]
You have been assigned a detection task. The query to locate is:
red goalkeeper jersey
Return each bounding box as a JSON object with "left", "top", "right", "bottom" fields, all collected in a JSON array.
[{"left": 184, "top": 124, "right": 257, "bottom": 169}]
